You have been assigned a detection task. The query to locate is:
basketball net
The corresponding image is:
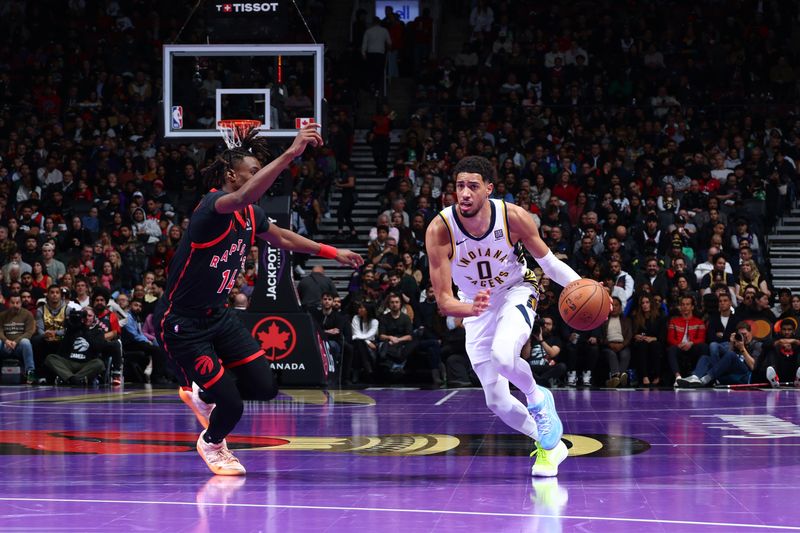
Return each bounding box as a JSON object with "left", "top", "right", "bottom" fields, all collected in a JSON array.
[{"left": 217, "top": 119, "right": 262, "bottom": 150}]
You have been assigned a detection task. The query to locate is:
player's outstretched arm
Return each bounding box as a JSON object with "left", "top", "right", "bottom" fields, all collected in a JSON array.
[
  {"left": 216, "top": 124, "right": 323, "bottom": 214},
  {"left": 258, "top": 224, "right": 363, "bottom": 269},
  {"left": 425, "top": 216, "right": 489, "bottom": 317},
  {"left": 506, "top": 202, "right": 580, "bottom": 288}
]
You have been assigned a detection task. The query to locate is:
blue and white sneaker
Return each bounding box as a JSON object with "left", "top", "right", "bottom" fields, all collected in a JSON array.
[{"left": 527, "top": 385, "right": 563, "bottom": 451}]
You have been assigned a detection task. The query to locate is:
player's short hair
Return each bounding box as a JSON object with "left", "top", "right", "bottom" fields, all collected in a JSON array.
[{"left": 452, "top": 156, "right": 495, "bottom": 183}]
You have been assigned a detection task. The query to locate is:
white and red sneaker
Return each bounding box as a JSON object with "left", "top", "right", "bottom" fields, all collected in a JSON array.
[
  {"left": 179, "top": 382, "right": 215, "bottom": 429},
  {"left": 766, "top": 366, "right": 781, "bottom": 388},
  {"left": 196, "top": 430, "right": 246, "bottom": 476}
]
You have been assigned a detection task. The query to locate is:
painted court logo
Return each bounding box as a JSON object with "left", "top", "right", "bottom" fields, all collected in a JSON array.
[
  {"left": 194, "top": 355, "right": 214, "bottom": 376},
  {"left": 252, "top": 316, "right": 297, "bottom": 361},
  {"left": 0, "top": 430, "right": 649, "bottom": 458}
]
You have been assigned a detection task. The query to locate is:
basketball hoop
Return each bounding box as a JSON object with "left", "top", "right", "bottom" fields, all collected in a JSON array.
[{"left": 217, "top": 119, "right": 262, "bottom": 149}]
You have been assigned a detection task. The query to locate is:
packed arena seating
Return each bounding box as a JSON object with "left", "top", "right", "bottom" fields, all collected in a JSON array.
[{"left": 0, "top": 0, "right": 799, "bottom": 388}]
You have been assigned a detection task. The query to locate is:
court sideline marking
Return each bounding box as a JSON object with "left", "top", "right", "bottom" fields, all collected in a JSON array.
[
  {"left": 435, "top": 391, "right": 459, "bottom": 406},
  {"left": 0, "top": 496, "right": 798, "bottom": 530}
]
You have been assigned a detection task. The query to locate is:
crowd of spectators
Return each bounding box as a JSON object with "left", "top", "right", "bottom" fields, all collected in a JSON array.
[
  {"left": 310, "top": 0, "right": 800, "bottom": 388},
  {"left": 2, "top": 1, "right": 800, "bottom": 389},
  {"left": 0, "top": 0, "right": 328, "bottom": 386}
]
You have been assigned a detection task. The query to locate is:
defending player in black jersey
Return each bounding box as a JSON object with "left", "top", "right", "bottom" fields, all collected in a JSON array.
[{"left": 154, "top": 124, "right": 363, "bottom": 476}]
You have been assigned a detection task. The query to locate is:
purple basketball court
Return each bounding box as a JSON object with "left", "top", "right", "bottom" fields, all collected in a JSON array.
[{"left": 1, "top": 385, "right": 799, "bottom": 532}]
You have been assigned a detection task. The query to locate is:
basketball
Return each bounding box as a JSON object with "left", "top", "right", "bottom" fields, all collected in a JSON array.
[{"left": 558, "top": 279, "right": 611, "bottom": 331}]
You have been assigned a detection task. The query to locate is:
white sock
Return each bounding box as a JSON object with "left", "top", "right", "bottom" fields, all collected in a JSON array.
[{"left": 527, "top": 384, "right": 545, "bottom": 406}]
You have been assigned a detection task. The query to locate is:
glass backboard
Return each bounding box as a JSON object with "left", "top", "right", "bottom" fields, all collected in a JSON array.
[{"left": 162, "top": 44, "right": 323, "bottom": 140}]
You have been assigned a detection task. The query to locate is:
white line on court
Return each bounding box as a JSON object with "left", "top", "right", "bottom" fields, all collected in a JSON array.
[
  {"left": 435, "top": 391, "right": 459, "bottom": 406},
  {"left": 0, "top": 388, "right": 54, "bottom": 398},
  {"left": 0, "top": 496, "right": 797, "bottom": 530}
]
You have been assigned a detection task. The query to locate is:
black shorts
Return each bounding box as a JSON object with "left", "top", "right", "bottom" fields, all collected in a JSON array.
[{"left": 154, "top": 301, "right": 264, "bottom": 389}]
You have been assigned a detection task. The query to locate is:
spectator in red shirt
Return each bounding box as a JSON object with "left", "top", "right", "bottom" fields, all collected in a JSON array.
[
  {"left": 91, "top": 288, "right": 121, "bottom": 339},
  {"left": 551, "top": 170, "right": 579, "bottom": 205},
  {"left": 666, "top": 295, "right": 708, "bottom": 384},
  {"left": 369, "top": 104, "right": 395, "bottom": 177},
  {"left": 91, "top": 287, "right": 123, "bottom": 384}
]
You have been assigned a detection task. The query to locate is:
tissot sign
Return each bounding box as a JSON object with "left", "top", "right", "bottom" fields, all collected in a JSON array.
[
  {"left": 204, "top": 2, "right": 294, "bottom": 43},
  {"left": 213, "top": 2, "right": 281, "bottom": 15}
]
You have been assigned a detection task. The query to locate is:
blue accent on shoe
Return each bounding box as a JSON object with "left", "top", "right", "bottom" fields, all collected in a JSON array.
[{"left": 527, "top": 385, "right": 563, "bottom": 450}]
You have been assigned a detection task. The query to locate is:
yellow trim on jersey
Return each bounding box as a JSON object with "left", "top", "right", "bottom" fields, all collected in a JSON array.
[
  {"left": 438, "top": 211, "right": 456, "bottom": 259},
  {"left": 523, "top": 269, "right": 540, "bottom": 311},
  {"left": 500, "top": 200, "right": 514, "bottom": 247},
  {"left": 523, "top": 268, "right": 540, "bottom": 291}
]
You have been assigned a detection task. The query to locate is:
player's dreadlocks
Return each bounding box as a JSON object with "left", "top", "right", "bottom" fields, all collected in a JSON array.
[{"left": 200, "top": 129, "right": 272, "bottom": 190}]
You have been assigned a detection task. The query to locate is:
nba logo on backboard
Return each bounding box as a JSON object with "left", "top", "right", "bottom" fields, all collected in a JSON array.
[
  {"left": 295, "top": 117, "right": 315, "bottom": 128},
  {"left": 171, "top": 106, "right": 183, "bottom": 129}
]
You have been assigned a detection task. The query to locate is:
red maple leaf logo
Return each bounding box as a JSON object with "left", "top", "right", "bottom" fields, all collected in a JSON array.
[
  {"left": 258, "top": 322, "right": 291, "bottom": 358},
  {"left": 194, "top": 355, "right": 214, "bottom": 376}
]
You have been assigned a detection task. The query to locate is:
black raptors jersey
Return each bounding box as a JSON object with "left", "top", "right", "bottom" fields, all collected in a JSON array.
[{"left": 164, "top": 190, "right": 269, "bottom": 313}]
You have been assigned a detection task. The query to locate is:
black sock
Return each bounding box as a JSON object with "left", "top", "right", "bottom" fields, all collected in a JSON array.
[{"left": 203, "top": 431, "right": 222, "bottom": 445}]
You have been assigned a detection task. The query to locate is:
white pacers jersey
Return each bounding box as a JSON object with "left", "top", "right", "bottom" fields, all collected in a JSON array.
[{"left": 438, "top": 199, "right": 538, "bottom": 303}]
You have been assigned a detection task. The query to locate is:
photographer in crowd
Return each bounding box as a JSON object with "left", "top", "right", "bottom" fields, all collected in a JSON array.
[
  {"left": 676, "top": 321, "right": 761, "bottom": 387},
  {"left": 521, "top": 315, "right": 566, "bottom": 388},
  {"left": 44, "top": 307, "right": 108, "bottom": 386}
]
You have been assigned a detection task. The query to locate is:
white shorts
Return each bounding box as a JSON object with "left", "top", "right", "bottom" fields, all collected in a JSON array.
[{"left": 462, "top": 284, "right": 538, "bottom": 366}]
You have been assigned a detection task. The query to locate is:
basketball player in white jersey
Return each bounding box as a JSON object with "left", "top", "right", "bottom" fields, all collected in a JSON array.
[{"left": 426, "top": 156, "right": 582, "bottom": 476}]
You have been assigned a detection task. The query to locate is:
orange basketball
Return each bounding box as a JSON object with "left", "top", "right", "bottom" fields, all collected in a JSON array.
[{"left": 558, "top": 279, "right": 611, "bottom": 331}]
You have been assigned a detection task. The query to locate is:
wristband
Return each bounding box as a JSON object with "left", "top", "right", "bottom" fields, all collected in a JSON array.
[{"left": 318, "top": 243, "right": 339, "bottom": 259}]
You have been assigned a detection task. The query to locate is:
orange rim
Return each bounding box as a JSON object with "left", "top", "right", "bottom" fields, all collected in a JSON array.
[
  {"left": 218, "top": 119, "right": 262, "bottom": 129},
  {"left": 217, "top": 120, "right": 263, "bottom": 148}
]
